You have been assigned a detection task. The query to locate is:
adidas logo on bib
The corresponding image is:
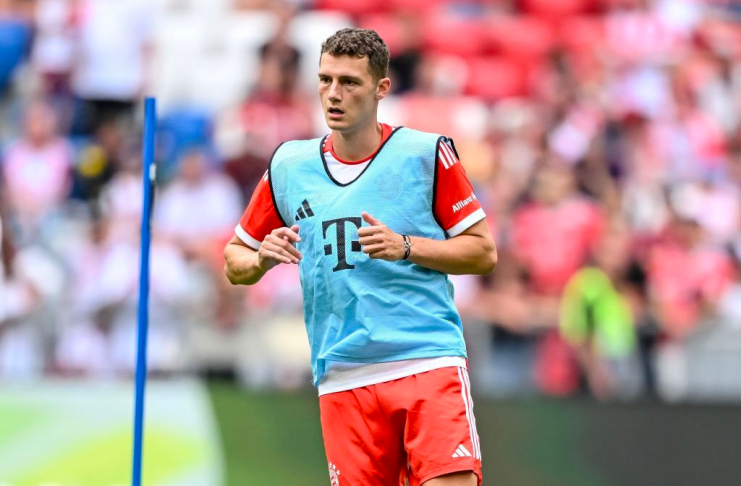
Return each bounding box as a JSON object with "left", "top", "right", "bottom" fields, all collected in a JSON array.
[{"left": 295, "top": 199, "right": 314, "bottom": 220}]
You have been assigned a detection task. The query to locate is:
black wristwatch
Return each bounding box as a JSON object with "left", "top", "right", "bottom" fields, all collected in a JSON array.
[{"left": 401, "top": 234, "right": 412, "bottom": 260}]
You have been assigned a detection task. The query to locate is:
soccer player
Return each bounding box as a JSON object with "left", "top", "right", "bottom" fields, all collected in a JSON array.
[{"left": 224, "top": 28, "right": 496, "bottom": 486}]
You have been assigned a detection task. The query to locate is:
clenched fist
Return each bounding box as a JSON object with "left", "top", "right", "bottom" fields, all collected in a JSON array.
[
  {"left": 258, "top": 225, "right": 302, "bottom": 271},
  {"left": 357, "top": 212, "right": 406, "bottom": 261}
]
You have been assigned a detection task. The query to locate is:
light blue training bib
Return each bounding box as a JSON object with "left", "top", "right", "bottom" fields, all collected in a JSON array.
[{"left": 269, "top": 127, "right": 467, "bottom": 385}]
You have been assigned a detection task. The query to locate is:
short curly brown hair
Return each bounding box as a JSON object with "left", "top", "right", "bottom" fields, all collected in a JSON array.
[{"left": 320, "top": 28, "right": 389, "bottom": 81}]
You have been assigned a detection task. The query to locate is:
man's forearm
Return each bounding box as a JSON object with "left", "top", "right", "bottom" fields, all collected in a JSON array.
[
  {"left": 224, "top": 226, "right": 302, "bottom": 285},
  {"left": 407, "top": 233, "right": 497, "bottom": 275},
  {"left": 224, "top": 243, "right": 268, "bottom": 285}
]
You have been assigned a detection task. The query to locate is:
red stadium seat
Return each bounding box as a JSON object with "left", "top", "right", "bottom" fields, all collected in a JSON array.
[
  {"left": 597, "top": 0, "right": 639, "bottom": 9},
  {"left": 698, "top": 18, "right": 741, "bottom": 58},
  {"left": 314, "top": 0, "right": 388, "bottom": 17},
  {"left": 358, "top": 14, "right": 405, "bottom": 55},
  {"left": 520, "top": 0, "right": 594, "bottom": 18},
  {"left": 486, "top": 16, "right": 555, "bottom": 59},
  {"left": 464, "top": 56, "right": 529, "bottom": 101},
  {"left": 557, "top": 15, "right": 605, "bottom": 53},
  {"left": 388, "top": 0, "right": 446, "bottom": 14},
  {"left": 421, "top": 13, "right": 486, "bottom": 57},
  {"left": 397, "top": 95, "right": 459, "bottom": 137}
]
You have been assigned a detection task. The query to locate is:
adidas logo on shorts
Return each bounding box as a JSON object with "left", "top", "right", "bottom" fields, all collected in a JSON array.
[
  {"left": 452, "top": 444, "right": 473, "bottom": 458},
  {"left": 295, "top": 199, "right": 314, "bottom": 221}
]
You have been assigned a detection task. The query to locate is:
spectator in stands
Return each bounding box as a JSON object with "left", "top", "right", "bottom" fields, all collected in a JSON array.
[
  {"left": 70, "top": 0, "right": 152, "bottom": 135},
  {"left": 31, "top": 0, "right": 79, "bottom": 98},
  {"left": 54, "top": 215, "right": 119, "bottom": 377},
  {"left": 668, "top": 176, "right": 740, "bottom": 244},
  {"left": 71, "top": 120, "right": 123, "bottom": 203},
  {"left": 1, "top": 100, "right": 73, "bottom": 240},
  {"left": 0, "top": 212, "right": 38, "bottom": 345},
  {"left": 508, "top": 160, "right": 605, "bottom": 396},
  {"left": 216, "top": 28, "right": 315, "bottom": 199},
  {"left": 512, "top": 161, "right": 604, "bottom": 297},
  {"left": 0, "top": 212, "right": 67, "bottom": 379},
  {"left": 99, "top": 146, "right": 142, "bottom": 243},
  {"left": 560, "top": 222, "right": 643, "bottom": 400},
  {"left": 647, "top": 211, "right": 736, "bottom": 338},
  {"left": 156, "top": 147, "right": 244, "bottom": 329},
  {"left": 387, "top": 13, "right": 422, "bottom": 94},
  {"left": 57, "top": 212, "right": 195, "bottom": 376},
  {"left": 156, "top": 147, "right": 243, "bottom": 257}
]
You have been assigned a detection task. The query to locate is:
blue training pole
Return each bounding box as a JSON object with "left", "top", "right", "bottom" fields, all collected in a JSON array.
[{"left": 132, "top": 97, "right": 157, "bottom": 486}]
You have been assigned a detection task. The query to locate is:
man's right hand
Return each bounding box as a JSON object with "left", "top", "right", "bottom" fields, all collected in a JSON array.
[{"left": 257, "top": 225, "right": 302, "bottom": 271}]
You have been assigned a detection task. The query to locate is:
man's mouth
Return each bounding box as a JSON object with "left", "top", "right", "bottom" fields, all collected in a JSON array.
[{"left": 328, "top": 107, "right": 344, "bottom": 115}]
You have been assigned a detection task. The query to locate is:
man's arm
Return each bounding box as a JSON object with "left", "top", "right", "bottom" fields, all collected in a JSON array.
[
  {"left": 358, "top": 212, "right": 497, "bottom": 275},
  {"left": 223, "top": 225, "right": 302, "bottom": 285}
]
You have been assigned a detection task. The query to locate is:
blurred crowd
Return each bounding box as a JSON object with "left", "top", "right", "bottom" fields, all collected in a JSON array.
[{"left": 1, "top": 0, "right": 741, "bottom": 401}]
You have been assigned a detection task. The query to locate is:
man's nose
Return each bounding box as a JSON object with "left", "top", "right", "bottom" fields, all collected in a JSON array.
[{"left": 328, "top": 82, "right": 341, "bottom": 102}]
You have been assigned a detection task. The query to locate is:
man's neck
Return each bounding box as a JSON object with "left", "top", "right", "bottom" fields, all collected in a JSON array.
[{"left": 331, "top": 121, "right": 382, "bottom": 162}]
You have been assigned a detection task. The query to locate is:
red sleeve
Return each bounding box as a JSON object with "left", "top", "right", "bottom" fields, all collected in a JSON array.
[
  {"left": 434, "top": 139, "right": 485, "bottom": 237},
  {"left": 236, "top": 171, "right": 284, "bottom": 249}
]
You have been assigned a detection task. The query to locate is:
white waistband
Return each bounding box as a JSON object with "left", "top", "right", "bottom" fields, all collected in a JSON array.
[{"left": 318, "top": 356, "right": 467, "bottom": 396}]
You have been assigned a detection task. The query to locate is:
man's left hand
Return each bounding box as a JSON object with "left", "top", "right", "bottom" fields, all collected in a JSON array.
[{"left": 358, "top": 212, "right": 405, "bottom": 261}]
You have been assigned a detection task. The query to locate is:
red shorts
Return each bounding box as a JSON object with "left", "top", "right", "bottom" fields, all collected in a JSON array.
[{"left": 319, "top": 366, "right": 482, "bottom": 486}]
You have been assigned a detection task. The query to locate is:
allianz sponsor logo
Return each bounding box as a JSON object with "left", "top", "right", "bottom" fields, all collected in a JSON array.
[{"left": 452, "top": 192, "right": 477, "bottom": 213}]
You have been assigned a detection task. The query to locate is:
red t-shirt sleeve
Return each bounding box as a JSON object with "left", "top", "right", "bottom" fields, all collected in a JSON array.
[
  {"left": 236, "top": 171, "right": 284, "bottom": 249},
  {"left": 434, "top": 138, "right": 485, "bottom": 237}
]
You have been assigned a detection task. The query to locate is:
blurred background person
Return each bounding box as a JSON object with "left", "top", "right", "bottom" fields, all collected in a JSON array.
[
  {"left": 646, "top": 210, "right": 735, "bottom": 339},
  {"left": 1, "top": 100, "right": 73, "bottom": 241},
  {"left": 155, "top": 147, "right": 244, "bottom": 330},
  {"left": 559, "top": 222, "right": 643, "bottom": 400},
  {"left": 69, "top": 0, "right": 152, "bottom": 135},
  {"left": 215, "top": 26, "right": 315, "bottom": 200}
]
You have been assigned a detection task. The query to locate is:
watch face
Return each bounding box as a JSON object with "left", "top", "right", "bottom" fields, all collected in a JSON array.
[{"left": 403, "top": 235, "right": 411, "bottom": 260}]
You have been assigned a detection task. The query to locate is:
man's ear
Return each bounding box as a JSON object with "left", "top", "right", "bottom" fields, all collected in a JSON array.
[{"left": 376, "top": 77, "right": 391, "bottom": 100}]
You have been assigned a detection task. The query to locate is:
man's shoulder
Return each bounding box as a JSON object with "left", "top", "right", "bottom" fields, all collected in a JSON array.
[
  {"left": 392, "top": 126, "right": 445, "bottom": 140},
  {"left": 271, "top": 137, "right": 325, "bottom": 163},
  {"left": 278, "top": 136, "right": 326, "bottom": 149},
  {"left": 393, "top": 126, "right": 448, "bottom": 145},
  {"left": 388, "top": 127, "right": 448, "bottom": 157}
]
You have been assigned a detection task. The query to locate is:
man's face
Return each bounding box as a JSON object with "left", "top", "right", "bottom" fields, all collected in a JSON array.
[{"left": 318, "top": 53, "right": 389, "bottom": 133}]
